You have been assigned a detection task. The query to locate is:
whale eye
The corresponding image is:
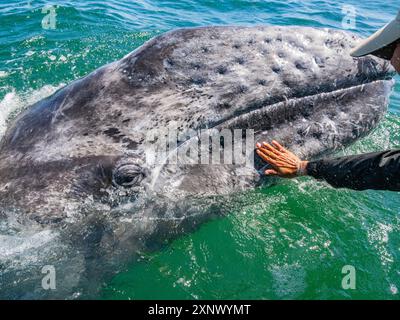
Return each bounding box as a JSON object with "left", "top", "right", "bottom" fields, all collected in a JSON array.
[{"left": 112, "top": 163, "right": 146, "bottom": 188}]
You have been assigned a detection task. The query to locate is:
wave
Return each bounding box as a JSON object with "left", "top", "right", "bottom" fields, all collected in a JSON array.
[{"left": 0, "top": 84, "right": 64, "bottom": 140}]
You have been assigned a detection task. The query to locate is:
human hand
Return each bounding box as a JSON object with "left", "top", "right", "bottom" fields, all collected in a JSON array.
[
  {"left": 255, "top": 140, "right": 308, "bottom": 178},
  {"left": 390, "top": 43, "right": 400, "bottom": 73}
]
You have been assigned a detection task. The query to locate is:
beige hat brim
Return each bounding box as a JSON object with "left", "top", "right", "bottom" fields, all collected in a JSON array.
[{"left": 350, "top": 14, "right": 400, "bottom": 58}]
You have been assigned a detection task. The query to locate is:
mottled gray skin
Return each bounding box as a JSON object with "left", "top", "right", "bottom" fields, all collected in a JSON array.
[{"left": 0, "top": 26, "right": 394, "bottom": 298}]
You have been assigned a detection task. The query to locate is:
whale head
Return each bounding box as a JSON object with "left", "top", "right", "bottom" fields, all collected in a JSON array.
[
  {"left": 0, "top": 26, "right": 395, "bottom": 298},
  {"left": 0, "top": 26, "right": 395, "bottom": 224}
]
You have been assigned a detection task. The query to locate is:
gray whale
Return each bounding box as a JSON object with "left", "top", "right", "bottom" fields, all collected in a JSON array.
[{"left": 0, "top": 26, "right": 394, "bottom": 298}]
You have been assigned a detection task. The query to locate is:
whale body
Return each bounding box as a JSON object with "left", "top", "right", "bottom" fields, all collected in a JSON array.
[{"left": 0, "top": 26, "right": 394, "bottom": 298}]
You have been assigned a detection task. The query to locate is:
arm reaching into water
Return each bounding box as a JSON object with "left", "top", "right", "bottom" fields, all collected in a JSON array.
[{"left": 256, "top": 141, "right": 400, "bottom": 191}]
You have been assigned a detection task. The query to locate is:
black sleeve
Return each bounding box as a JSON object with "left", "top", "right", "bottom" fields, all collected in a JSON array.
[{"left": 306, "top": 149, "right": 400, "bottom": 191}]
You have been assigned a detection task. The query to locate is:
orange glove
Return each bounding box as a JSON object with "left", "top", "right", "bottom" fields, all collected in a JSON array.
[{"left": 256, "top": 140, "right": 308, "bottom": 178}]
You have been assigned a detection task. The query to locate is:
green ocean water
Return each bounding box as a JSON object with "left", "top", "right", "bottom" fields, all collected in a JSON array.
[{"left": 1, "top": 0, "right": 400, "bottom": 299}]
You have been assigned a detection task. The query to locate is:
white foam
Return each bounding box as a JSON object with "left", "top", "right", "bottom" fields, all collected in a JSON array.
[
  {"left": 0, "top": 229, "right": 57, "bottom": 260},
  {"left": 0, "top": 84, "right": 64, "bottom": 140}
]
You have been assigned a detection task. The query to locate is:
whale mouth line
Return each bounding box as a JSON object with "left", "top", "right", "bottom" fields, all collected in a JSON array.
[
  {"left": 207, "top": 57, "right": 395, "bottom": 130},
  {"left": 212, "top": 77, "right": 394, "bottom": 132},
  {"left": 165, "top": 78, "right": 392, "bottom": 184},
  {"left": 170, "top": 77, "right": 394, "bottom": 158}
]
